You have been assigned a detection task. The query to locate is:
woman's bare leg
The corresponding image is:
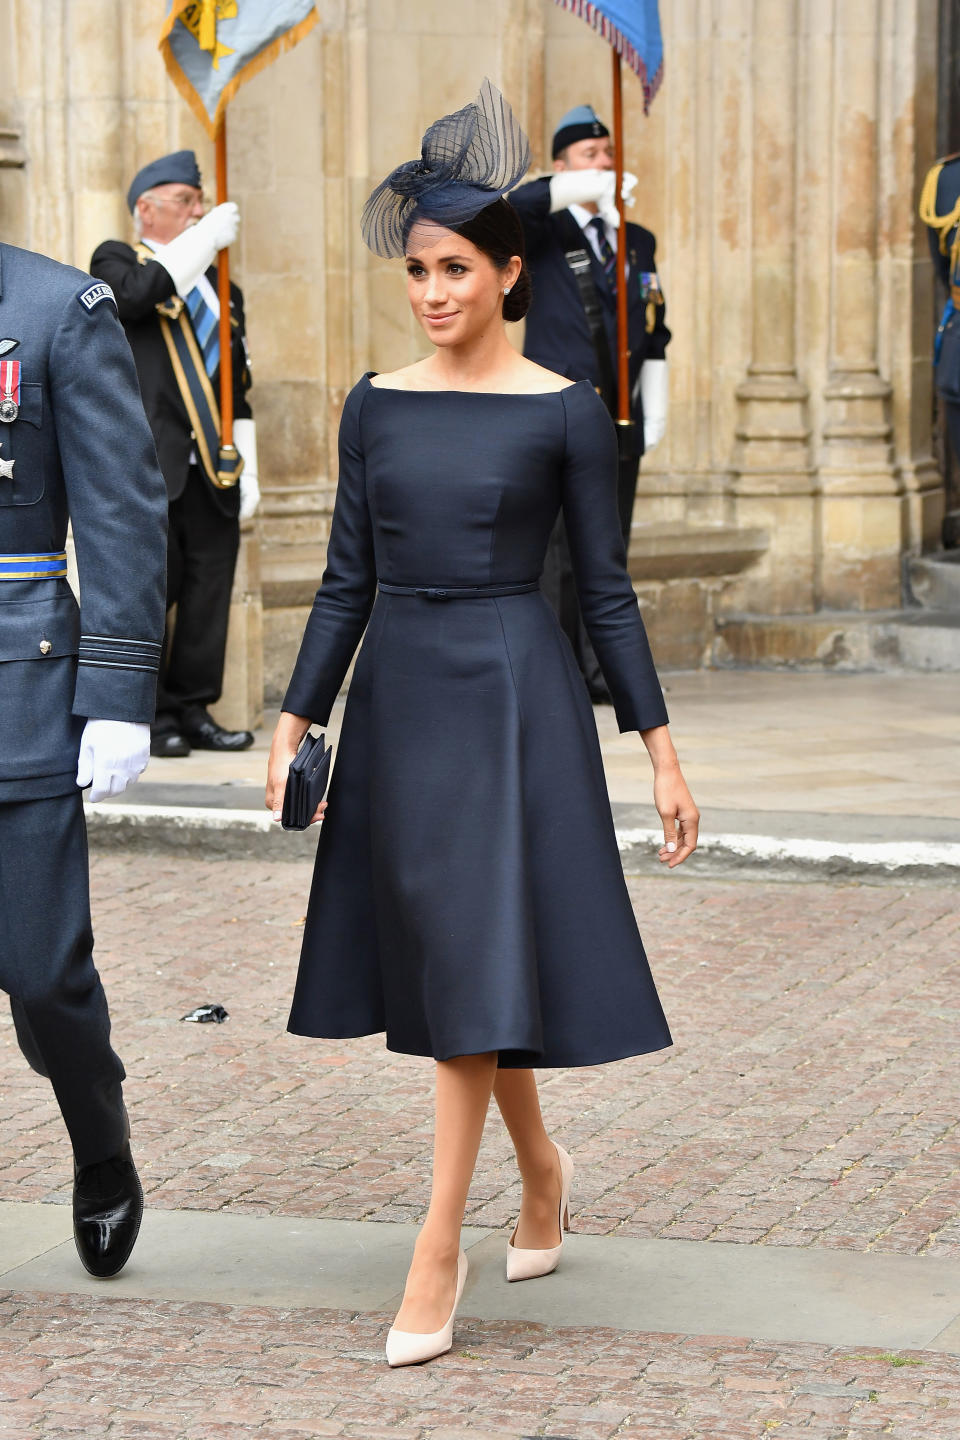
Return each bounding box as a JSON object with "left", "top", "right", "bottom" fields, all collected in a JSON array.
[
  {"left": 493, "top": 1068, "right": 565, "bottom": 1248},
  {"left": 393, "top": 1051, "right": 498, "bottom": 1333}
]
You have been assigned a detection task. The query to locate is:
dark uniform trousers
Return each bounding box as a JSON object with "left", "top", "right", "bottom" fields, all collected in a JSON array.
[
  {"left": 156, "top": 465, "right": 240, "bottom": 732},
  {"left": 2, "top": 793, "right": 126, "bottom": 1166}
]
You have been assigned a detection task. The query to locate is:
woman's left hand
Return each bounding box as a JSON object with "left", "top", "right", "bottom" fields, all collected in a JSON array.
[{"left": 654, "top": 765, "right": 699, "bottom": 868}]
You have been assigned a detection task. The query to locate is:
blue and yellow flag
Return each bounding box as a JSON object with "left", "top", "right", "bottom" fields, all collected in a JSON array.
[{"left": 160, "top": 1, "right": 319, "bottom": 137}]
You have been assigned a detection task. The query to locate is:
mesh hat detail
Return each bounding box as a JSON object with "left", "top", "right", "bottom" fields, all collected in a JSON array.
[{"left": 361, "top": 79, "right": 530, "bottom": 258}]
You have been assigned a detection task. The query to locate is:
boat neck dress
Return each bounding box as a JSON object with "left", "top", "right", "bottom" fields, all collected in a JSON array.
[{"left": 282, "top": 371, "right": 672, "bottom": 1068}]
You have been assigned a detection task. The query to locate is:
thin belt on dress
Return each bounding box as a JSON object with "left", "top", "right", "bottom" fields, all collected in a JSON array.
[
  {"left": 377, "top": 579, "right": 540, "bottom": 601},
  {"left": 0, "top": 551, "right": 68, "bottom": 580}
]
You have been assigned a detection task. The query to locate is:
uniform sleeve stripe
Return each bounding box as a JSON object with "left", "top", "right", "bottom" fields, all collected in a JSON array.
[
  {"left": 80, "top": 634, "right": 162, "bottom": 648},
  {"left": 78, "top": 659, "right": 159, "bottom": 673},
  {"left": 80, "top": 644, "right": 161, "bottom": 659}
]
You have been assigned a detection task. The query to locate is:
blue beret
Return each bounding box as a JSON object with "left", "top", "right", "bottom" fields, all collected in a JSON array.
[
  {"left": 552, "top": 105, "right": 609, "bottom": 159},
  {"left": 127, "top": 150, "right": 202, "bottom": 213}
]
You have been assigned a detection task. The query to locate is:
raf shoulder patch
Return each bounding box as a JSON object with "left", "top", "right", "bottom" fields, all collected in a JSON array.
[{"left": 77, "top": 282, "right": 116, "bottom": 314}]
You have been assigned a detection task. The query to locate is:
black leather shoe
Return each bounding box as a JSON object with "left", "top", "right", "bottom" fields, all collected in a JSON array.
[
  {"left": 182, "top": 715, "right": 255, "bottom": 751},
  {"left": 73, "top": 1144, "right": 144, "bottom": 1278},
  {"left": 150, "top": 731, "right": 191, "bottom": 758}
]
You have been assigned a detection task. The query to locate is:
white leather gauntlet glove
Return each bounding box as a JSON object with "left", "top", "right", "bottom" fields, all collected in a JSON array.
[
  {"left": 549, "top": 170, "right": 638, "bottom": 229},
  {"left": 234, "top": 417, "right": 261, "bottom": 522},
  {"left": 76, "top": 720, "right": 151, "bottom": 802},
  {"left": 153, "top": 203, "right": 240, "bottom": 297},
  {"left": 639, "top": 359, "right": 669, "bottom": 451}
]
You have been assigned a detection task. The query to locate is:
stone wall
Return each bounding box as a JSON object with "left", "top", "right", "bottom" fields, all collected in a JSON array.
[{"left": 0, "top": 0, "right": 947, "bottom": 693}]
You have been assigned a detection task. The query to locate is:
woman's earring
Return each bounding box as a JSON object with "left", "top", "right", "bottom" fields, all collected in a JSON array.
[{"left": 504, "top": 286, "right": 512, "bottom": 295}]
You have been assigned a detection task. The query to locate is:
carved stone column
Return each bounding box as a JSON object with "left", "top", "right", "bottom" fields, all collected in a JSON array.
[
  {"left": 817, "top": 0, "right": 902, "bottom": 611},
  {"left": 728, "top": 0, "right": 814, "bottom": 615}
]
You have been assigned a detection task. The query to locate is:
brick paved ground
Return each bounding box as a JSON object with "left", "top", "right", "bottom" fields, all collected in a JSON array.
[
  {"left": 3, "top": 857, "right": 960, "bottom": 1438},
  {"left": 2, "top": 859, "right": 959, "bottom": 1256},
  {"left": 2, "top": 1289, "right": 959, "bottom": 1440}
]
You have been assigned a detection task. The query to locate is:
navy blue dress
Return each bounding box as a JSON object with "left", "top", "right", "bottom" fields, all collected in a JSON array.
[{"left": 283, "top": 374, "right": 672, "bottom": 1067}]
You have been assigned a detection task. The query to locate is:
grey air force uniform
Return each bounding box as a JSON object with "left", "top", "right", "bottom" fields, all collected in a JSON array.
[{"left": 0, "top": 241, "right": 167, "bottom": 1165}]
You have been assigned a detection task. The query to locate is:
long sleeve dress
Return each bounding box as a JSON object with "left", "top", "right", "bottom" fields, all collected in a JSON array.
[{"left": 282, "top": 374, "right": 672, "bottom": 1068}]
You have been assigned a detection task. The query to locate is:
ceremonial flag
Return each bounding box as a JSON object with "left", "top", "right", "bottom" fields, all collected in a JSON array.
[
  {"left": 553, "top": 1, "right": 663, "bottom": 113},
  {"left": 160, "top": 1, "right": 320, "bottom": 139}
]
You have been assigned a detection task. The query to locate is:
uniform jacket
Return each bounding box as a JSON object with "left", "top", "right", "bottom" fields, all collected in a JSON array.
[
  {"left": 0, "top": 242, "right": 167, "bottom": 801},
  {"left": 922, "top": 154, "right": 960, "bottom": 403},
  {"left": 510, "top": 177, "right": 670, "bottom": 456},
  {"left": 88, "top": 241, "right": 252, "bottom": 515}
]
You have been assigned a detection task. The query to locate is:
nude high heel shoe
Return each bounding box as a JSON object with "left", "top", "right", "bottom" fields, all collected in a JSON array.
[
  {"left": 506, "top": 1141, "right": 574, "bottom": 1282},
  {"left": 385, "top": 1249, "right": 468, "bottom": 1368}
]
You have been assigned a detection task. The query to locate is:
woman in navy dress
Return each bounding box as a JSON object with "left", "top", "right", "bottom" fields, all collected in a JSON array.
[{"left": 266, "top": 83, "right": 698, "bottom": 1367}]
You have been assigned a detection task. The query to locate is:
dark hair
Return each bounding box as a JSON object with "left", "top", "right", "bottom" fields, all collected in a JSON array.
[{"left": 452, "top": 198, "right": 532, "bottom": 322}]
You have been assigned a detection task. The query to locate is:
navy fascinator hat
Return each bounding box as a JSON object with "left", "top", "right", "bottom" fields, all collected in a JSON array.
[{"left": 361, "top": 79, "right": 531, "bottom": 258}]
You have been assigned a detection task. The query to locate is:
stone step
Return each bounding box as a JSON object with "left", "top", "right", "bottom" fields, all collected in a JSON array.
[
  {"left": 627, "top": 522, "right": 768, "bottom": 582},
  {"left": 715, "top": 609, "right": 960, "bottom": 671},
  {"left": 260, "top": 543, "right": 325, "bottom": 609},
  {"left": 908, "top": 550, "right": 960, "bottom": 610}
]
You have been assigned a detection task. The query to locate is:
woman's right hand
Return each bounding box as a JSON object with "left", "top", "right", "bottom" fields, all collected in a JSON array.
[{"left": 265, "top": 711, "right": 314, "bottom": 823}]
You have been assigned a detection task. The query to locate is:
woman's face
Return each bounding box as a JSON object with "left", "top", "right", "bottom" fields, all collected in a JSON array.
[{"left": 404, "top": 224, "right": 520, "bottom": 348}]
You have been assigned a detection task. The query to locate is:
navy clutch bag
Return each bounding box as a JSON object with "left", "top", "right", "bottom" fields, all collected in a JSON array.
[{"left": 281, "top": 732, "right": 332, "bottom": 831}]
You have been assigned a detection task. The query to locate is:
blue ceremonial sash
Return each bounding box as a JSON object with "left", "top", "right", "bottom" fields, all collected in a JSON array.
[{"left": 137, "top": 244, "right": 236, "bottom": 489}]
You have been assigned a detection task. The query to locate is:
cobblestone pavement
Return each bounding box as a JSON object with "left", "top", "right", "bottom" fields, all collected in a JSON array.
[
  {"left": 3, "top": 858, "right": 960, "bottom": 1438},
  {"left": 2, "top": 1289, "right": 959, "bottom": 1440},
  {"left": 2, "top": 859, "right": 959, "bottom": 1257}
]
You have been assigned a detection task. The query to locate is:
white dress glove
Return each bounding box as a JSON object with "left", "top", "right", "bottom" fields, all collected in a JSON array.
[
  {"left": 639, "top": 359, "right": 669, "bottom": 451},
  {"left": 549, "top": 170, "right": 637, "bottom": 229},
  {"left": 550, "top": 168, "right": 616, "bottom": 215},
  {"left": 152, "top": 203, "right": 241, "bottom": 297},
  {"left": 76, "top": 720, "right": 151, "bottom": 802},
  {"left": 234, "top": 417, "right": 260, "bottom": 522}
]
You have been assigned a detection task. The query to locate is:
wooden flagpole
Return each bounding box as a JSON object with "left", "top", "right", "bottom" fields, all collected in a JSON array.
[
  {"left": 611, "top": 46, "right": 630, "bottom": 424},
  {"left": 213, "top": 117, "right": 242, "bottom": 486},
  {"left": 215, "top": 119, "right": 235, "bottom": 457}
]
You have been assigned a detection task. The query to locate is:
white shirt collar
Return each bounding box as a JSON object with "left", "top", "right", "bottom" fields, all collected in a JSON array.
[{"left": 568, "top": 203, "right": 618, "bottom": 255}]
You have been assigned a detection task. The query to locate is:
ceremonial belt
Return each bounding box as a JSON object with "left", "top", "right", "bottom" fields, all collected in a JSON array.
[
  {"left": 136, "top": 244, "right": 237, "bottom": 490},
  {"left": 0, "top": 551, "right": 68, "bottom": 580},
  {"left": 378, "top": 580, "right": 540, "bottom": 600}
]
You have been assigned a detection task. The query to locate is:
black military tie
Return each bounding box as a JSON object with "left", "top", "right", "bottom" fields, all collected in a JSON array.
[{"left": 589, "top": 215, "right": 617, "bottom": 290}]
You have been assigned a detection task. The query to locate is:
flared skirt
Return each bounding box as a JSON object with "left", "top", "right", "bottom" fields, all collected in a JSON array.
[{"left": 287, "top": 589, "right": 671, "bottom": 1067}]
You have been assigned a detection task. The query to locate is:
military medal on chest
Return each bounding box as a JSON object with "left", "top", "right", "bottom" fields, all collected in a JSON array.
[{"left": 0, "top": 358, "right": 20, "bottom": 423}]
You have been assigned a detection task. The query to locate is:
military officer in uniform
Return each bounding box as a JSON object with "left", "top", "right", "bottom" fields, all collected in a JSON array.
[
  {"left": 920, "top": 150, "right": 960, "bottom": 548},
  {"left": 511, "top": 105, "right": 670, "bottom": 697},
  {"left": 90, "top": 150, "right": 259, "bottom": 758},
  {"left": 0, "top": 239, "right": 167, "bottom": 1275}
]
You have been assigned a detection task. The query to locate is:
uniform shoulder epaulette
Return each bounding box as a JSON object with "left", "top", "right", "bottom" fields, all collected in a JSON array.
[{"left": 919, "top": 155, "right": 960, "bottom": 253}]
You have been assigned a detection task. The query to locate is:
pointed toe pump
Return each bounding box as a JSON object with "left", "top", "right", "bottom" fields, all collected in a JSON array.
[
  {"left": 506, "top": 1141, "right": 574, "bottom": 1282},
  {"left": 385, "top": 1249, "right": 468, "bottom": 1367}
]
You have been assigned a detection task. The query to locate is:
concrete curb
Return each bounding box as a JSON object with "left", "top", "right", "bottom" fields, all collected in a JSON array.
[
  {"left": 4, "top": 1200, "right": 960, "bottom": 1353},
  {"left": 617, "top": 826, "right": 960, "bottom": 881},
  {"left": 86, "top": 802, "right": 319, "bottom": 860},
  {"left": 85, "top": 803, "right": 960, "bottom": 880}
]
